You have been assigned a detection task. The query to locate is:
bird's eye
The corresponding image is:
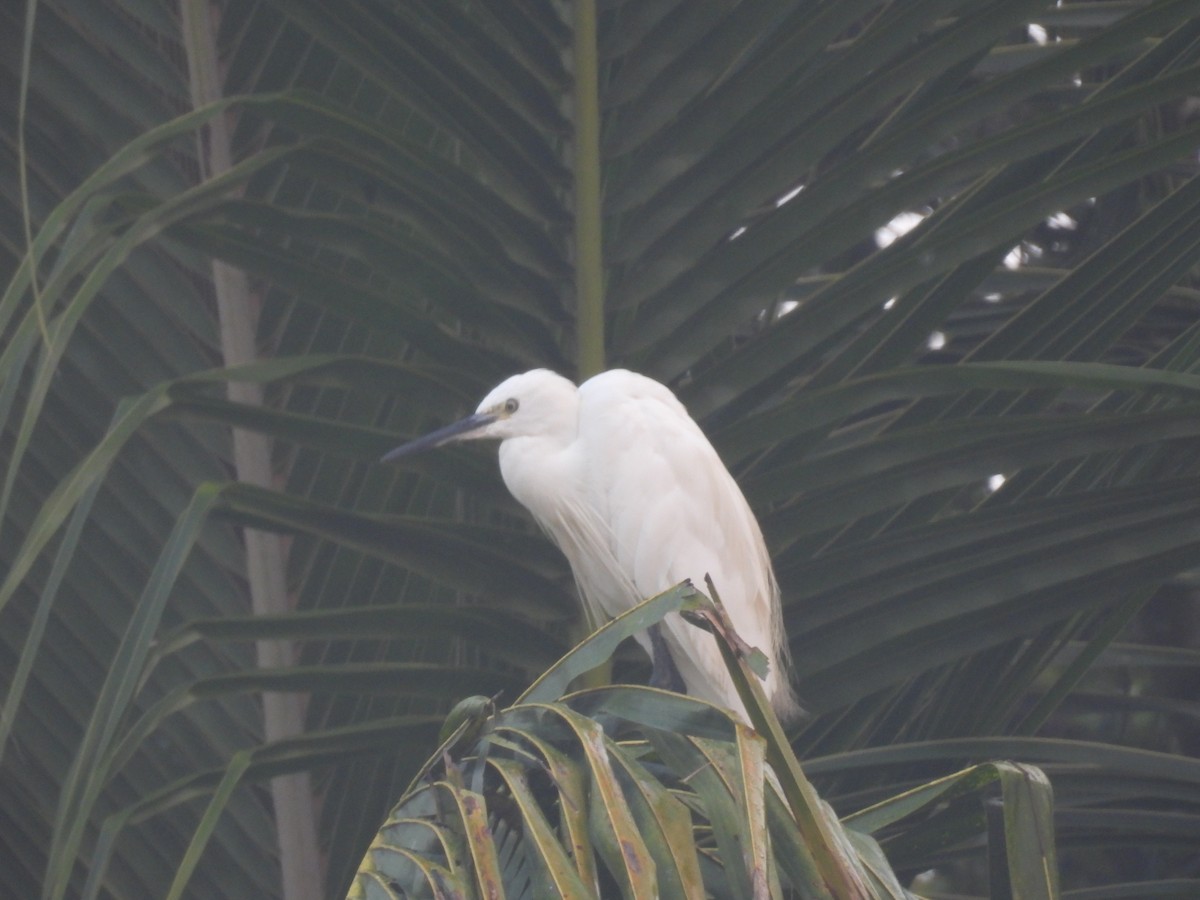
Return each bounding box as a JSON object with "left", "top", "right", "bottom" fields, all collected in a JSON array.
[{"left": 503, "top": 398, "right": 519, "bottom": 414}]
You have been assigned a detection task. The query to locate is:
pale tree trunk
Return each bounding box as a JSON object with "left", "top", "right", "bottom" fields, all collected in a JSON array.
[{"left": 180, "top": 2, "right": 322, "bottom": 897}]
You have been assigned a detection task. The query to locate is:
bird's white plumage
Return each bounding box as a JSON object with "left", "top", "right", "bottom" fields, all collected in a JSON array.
[{"left": 452, "top": 368, "right": 799, "bottom": 722}]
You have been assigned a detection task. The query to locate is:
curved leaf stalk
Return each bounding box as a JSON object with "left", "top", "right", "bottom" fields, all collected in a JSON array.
[
  {"left": 700, "top": 578, "right": 874, "bottom": 899},
  {"left": 179, "top": 1, "right": 320, "bottom": 897},
  {"left": 16, "top": 0, "right": 48, "bottom": 343},
  {"left": 0, "top": 452, "right": 103, "bottom": 764},
  {"left": 44, "top": 484, "right": 224, "bottom": 900},
  {"left": 0, "top": 142, "right": 294, "bottom": 542},
  {"left": 164, "top": 751, "right": 255, "bottom": 900}
]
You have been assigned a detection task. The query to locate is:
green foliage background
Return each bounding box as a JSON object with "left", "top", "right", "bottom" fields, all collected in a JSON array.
[{"left": 2, "top": 1, "right": 1199, "bottom": 897}]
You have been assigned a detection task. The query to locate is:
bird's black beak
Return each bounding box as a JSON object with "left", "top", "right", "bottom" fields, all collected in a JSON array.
[{"left": 381, "top": 412, "right": 495, "bottom": 462}]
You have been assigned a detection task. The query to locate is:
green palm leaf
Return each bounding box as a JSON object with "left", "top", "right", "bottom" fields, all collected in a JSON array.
[{"left": 3, "top": 2, "right": 1199, "bottom": 896}]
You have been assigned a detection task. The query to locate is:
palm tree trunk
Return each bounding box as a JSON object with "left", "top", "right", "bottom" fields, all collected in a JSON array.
[{"left": 180, "top": 2, "right": 322, "bottom": 897}]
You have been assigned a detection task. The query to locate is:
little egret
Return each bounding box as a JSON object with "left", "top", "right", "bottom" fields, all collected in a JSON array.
[{"left": 383, "top": 369, "right": 800, "bottom": 722}]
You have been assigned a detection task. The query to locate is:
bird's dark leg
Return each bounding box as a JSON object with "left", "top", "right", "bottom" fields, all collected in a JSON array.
[{"left": 647, "top": 625, "right": 686, "bottom": 693}]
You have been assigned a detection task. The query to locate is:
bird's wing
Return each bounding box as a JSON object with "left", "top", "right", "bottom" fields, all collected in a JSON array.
[{"left": 577, "top": 372, "right": 780, "bottom": 663}]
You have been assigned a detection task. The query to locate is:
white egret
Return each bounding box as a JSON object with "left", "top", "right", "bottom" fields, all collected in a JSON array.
[{"left": 383, "top": 369, "right": 800, "bottom": 723}]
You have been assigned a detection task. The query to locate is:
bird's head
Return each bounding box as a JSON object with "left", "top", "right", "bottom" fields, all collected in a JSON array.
[{"left": 381, "top": 369, "right": 578, "bottom": 462}]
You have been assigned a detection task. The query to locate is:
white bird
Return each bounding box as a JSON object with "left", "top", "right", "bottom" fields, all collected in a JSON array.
[{"left": 383, "top": 369, "right": 800, "bottom": 723}]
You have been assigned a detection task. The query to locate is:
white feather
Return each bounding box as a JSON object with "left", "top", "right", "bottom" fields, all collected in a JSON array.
[{"left": 472, "top": 368, "right": 799, "bottom": 722}]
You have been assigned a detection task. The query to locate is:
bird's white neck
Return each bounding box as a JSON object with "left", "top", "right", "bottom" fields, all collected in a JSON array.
[{"left": 497, "top": 434, "right": 580, "bottom": 525}]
